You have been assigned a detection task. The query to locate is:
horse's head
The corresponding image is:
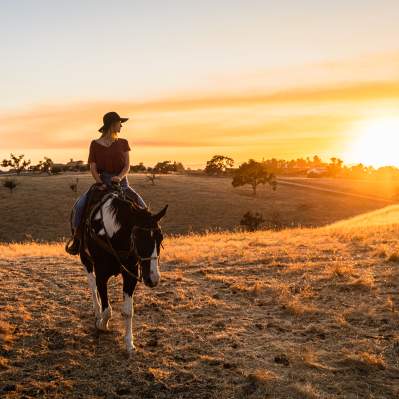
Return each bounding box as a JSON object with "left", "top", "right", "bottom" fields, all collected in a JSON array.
[{"left": 132, "top": 204, "right": 168, "bottom": 288}]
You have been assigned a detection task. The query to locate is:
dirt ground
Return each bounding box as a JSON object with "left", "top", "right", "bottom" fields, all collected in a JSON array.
[{"left": 1, "top": 224, "right": 399, "bottom": 398}]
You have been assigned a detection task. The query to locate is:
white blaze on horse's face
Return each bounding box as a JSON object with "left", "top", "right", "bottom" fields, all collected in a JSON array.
[
  {"left": 149, "top": 242, "right": 160, "bottom": 286},
  {"left": 101, "top": 198, "right": 121, "bottom": 237}
]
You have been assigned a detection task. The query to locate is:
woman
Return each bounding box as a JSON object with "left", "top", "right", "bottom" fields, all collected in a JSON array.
[{"left": 65, "top": 111, "right": 147, "bottom": 255}]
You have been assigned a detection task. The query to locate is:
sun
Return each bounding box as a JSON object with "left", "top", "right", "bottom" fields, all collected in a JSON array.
[{"left": 345, "top": 117, "right": 399, "bottom": 167}]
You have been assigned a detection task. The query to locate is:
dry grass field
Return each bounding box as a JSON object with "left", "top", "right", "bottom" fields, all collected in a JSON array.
[
  {"left": 0, "top": 173, "right": 390, "bottom": 242},
  {"left": 1, "top": 209, "right": 399, "bottom": 398}
]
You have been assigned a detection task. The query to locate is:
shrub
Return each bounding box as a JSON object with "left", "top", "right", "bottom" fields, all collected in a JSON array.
[
  {"left": 69, "top": 178, "right": 79, "bottom": 194},
  {"left": 2, "top": 178, "right": 19, "bottom": 194},
  {"left": 240, "top": 211, "right": 265, "bottom": 231}
]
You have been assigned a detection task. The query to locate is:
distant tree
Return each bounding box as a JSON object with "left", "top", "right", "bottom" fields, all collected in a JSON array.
[
  {"left": 2, "top": 153, "right": 31, "bottom": 175},
  {"left": 172, "top": 161, "right": 185, "bottom": 173},
  {"left": 131, "top": 162, "right": 147, "bottom": 173},
  {"left": 29, "top": 157, "right": 54, "bottom": 175},
  {"left": 51, "top": 165, "right": 63, "bottom": 175},
  {"left": 327, "top": 157, "right": 343, "bottom": 177},
  {"left": 232, "top": 159, "right": 277, "bottom": 196},
  {"left": 2, "top": 178, "right": 19, "bottom": 194},
  {"left": 204, "top": 155, "right": 234, "bottom": 176},
  {"left": 28, "top": 164, "right": 42, "bottom": 173},
  {"left": 240, "top": 211, "right": 265, "bottom": 231},
  {"left": 41, "top": 157, "right": 54, "bottom": 174},
  {"left": 312, "top": 155, "right": 323, "bottom": 167},
  {"left": 153, "top": 160, "right": 175, "bottom": 174},
  {"left": 78, "top": 163, "right": 90, "bottom": 172}
]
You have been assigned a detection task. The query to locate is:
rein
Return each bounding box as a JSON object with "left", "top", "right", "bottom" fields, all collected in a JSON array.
[{"left": 86, "top": 191, "right": 162, "bottom": 283}]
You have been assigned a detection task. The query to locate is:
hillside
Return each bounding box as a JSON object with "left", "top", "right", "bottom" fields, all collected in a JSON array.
[
  {"left": 0, "top": 173, "right": 389, "bottom": 242},
  {"left": 1, "top": 216, "right": 399, "bottom": 398},
  {"left": 329, "top": 204, "right": 399, "bottom": 228}
]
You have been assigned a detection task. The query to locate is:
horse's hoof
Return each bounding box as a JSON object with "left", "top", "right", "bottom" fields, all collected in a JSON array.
[
  {"left": 95, "top": 319, "right": 109, "bottom": 331},
  {"left": 126, "top": 343, "right": 137, "bottom": 355}
]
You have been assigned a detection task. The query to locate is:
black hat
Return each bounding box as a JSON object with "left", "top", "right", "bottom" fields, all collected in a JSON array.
[{"left": 98, "top": 111, "right": 128, "bottom": 133}]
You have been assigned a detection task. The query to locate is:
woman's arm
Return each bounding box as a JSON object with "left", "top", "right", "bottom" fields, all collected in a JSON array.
[
  {"left": 117, "top": 151, "right": 130, "bottom": 179},
  {"left": 89, "top": 162, "right": 103, "bottom": 184}
]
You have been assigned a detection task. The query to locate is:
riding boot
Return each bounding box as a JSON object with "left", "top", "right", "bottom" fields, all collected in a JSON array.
[{"left": 65, "top": 225, "right": 83, "bottom": 255}]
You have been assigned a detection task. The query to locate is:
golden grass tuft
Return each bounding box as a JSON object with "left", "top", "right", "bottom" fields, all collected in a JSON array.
[
  {"left": 0, "top": 320, "right": 13, "bottom": 345},
  {"left": 246, "top": 369, "right": 277, "bottom": 385},
  {"left": 290, "top": 382, "right": 323, "bottom": 399},
  {"left": 281, "top": 296, "right": 318, "bottom": 316}
]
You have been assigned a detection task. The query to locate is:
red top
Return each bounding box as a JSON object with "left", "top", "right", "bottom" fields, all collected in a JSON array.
[{"left": 88, "top": 138, "right": 131, "bottom": 174}]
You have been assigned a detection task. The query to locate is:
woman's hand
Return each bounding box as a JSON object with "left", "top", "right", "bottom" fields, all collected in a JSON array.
[
  {"left": 111, "top": 176, "right": 121, "bottom": 183},
  {"left": 95, "top": 182, "right": 108, "bottom": 191}
]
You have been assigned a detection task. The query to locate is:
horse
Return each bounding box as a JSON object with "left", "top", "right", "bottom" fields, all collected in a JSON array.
[{"left": 72, "top": 183, "right": 167, "bottom": 353}]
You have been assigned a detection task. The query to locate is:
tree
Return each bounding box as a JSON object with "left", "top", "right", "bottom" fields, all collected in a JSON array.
[
  {"left": 51, "top": 165, "right": 63, "bottom": 175},
  {"left": 172, "top": 161, "right": 185, "bottom": 173},
  {"left": 327, "top": 157, "right": 343, "bottom": 177},
  {"left": 153, "top": 160, "right": 177, "bottom": 174},
  {"left": 2, "top": 153, "right": 31, "bottom": 175},
  {"left": 232, "top": 159, "right": 276, "bottom": 196},
  {"left": 130, "top": 162, "right": 147, "bottom": 173},
  {"left": 312, "top": 155, "right": 323, "bottom": 167},
  {"left": 29, "top": 157, "right": 54, "bottom": 174},
  {"left": 40, "top": 157, "right": 54, "bottom": 174},
  {"left": 204, "top": 155, "right": 234, "bottom": 176}
]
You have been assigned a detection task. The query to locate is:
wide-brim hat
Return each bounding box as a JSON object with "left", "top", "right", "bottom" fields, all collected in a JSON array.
[{"left": 98, "top": 111, "right": 129, "bottom": 133}]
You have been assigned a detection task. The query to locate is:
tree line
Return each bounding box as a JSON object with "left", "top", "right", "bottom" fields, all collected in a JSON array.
[{"left": 3, "top": 152, "right": 399, "bottom": 183}]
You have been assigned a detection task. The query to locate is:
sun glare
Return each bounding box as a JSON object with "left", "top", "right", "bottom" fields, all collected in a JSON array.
[{"left": 346, "top": 117, "right": 399, "bottom": 167}]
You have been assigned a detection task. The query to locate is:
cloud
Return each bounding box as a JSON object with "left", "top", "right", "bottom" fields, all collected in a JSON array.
[{"left": 0, "top": 79, "right": 398, "bottom": 153}]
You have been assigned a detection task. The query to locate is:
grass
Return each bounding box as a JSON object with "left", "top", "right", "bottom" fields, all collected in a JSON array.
[
  {"left": 1, "top": 220, "right": 399, "bottom": 398},
  {"left": 0, "top": 172, "right": 389, "bottom": 242}
]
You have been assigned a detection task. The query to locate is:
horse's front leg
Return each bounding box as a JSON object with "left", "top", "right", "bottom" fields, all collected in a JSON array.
[
  {"left": 85, "top": 270, "right": 101, "bottom": 321},
  {"left": 95, "top": 274, "right": 112, "bottom": 331},
  {"left": 122, "top": 273, "right": 137, "bottom": 353}
]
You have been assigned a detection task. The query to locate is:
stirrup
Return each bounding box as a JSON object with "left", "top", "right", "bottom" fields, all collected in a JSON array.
[{"left": 65, "top": 236, "right": 80, "bottom": 255}]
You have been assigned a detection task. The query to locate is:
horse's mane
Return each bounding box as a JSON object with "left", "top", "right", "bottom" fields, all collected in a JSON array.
[{"left": 109, "top": 195, "right": 153, "bottom": 226}]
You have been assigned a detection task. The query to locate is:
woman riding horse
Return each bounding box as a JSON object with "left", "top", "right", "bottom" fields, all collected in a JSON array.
[{"left": 65, "top": 111, "right": 147, "bottom": 255}]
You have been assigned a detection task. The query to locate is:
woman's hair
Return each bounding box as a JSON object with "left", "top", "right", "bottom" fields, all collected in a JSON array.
[{"left": 100, "top": 122, "right": 118, "bottom": 140}]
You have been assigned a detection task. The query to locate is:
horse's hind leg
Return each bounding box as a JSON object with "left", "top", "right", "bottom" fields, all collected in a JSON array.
[
  {"left": 122, "top": 273, "right": 138, "bottom": 353},
  {"left": 95, "top": 274, "right": 112, "bottom": 331}
]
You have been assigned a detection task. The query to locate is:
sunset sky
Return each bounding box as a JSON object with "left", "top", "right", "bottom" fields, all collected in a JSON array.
[{"left": 1, "top": 0, "right": 399, "bottom": 168}]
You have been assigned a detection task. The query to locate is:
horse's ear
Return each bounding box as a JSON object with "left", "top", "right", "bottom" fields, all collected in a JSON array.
[{"left": 153, "top": 204, "right": 168, "bottom": 222}]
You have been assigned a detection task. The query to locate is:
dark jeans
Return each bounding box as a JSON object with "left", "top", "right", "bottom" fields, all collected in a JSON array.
[{"left": 72, "top": 172, "right": 146, "bottom": 230}]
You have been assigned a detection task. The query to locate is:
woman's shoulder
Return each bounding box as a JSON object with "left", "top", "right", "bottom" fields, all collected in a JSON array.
[{"left": 118, "top": 138, "right": 131, "bottom": 151}]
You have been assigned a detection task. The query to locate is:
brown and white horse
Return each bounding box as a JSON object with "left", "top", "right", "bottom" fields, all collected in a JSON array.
[{"left": 76, "top": 190, "right": 167, "bottom": 353}]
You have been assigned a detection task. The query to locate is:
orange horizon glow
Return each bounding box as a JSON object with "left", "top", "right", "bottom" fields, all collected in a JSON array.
[
  {"left": 1, "top": 57, "right": 399, "bottom": 169},
  {"left": 343, "top": 117, "right": 399, "bottom": 168}
]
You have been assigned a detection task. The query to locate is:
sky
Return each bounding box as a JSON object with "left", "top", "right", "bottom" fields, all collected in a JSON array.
[{"left": 1, "top": 0, "right": 399, "bottom": 168}]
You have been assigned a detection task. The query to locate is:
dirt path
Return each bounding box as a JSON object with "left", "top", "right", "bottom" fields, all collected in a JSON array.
[{"left": 1, "top": 228, "right": 399, "bottom": 398}]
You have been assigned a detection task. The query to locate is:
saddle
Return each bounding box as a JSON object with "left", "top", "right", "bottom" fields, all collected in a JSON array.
[
  {"left": 80, "top": 182, "right": 128, "bottom": 229},
  {"left": 75, "top": 183, "right": 152, "bottom": 281}
]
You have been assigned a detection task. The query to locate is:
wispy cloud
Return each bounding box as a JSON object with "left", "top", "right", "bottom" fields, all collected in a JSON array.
[{"left": 1, "top": 76, "right": 398, "bottom": 166}]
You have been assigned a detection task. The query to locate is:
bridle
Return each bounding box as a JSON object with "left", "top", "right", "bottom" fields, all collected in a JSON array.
[{"left": 87, "top": 190, "right": 164, "bottom": 283}]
